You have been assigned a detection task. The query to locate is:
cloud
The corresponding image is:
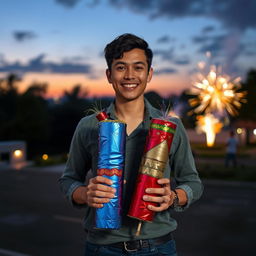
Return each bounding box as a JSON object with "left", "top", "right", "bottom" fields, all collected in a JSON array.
[
  {"left": 154, "top": 67, "right": 178, "bottom": 75},
  {"left": 56, "top": 0, "right": 256, "bottom": 31},
  {"left": 105, "top": 0, "right": 256, "bottom": 31},
  {"left": 157, "top": 35, "right": 172, "bottom": 44},
  {"left": 154, "top": 48, "right": 175, "bottom": 62},
  {"left": 192, "top": 35, "right": 209, "bottom": 44},
  {"left": 173, "top": 56, "right": 190, "bottom": 65},
  {"left": 13, "top": 31, "right": 37, "bottom": 42},
  {"left": 55, "top": 0, "right": 81, "bottom": 8},
  {"left": 154, "top": 48, "right": 191, "bottom": 66},
  {"left": 191, "top": 29, "right": 253, "bottom": 74},
  {"left": 202, "top": 25, "right": 215, "bottom": 34},
  {"left": 192, "top": 34, "right": 227, "bottom": 55},
  {"left": 0, "top": 54, "right": 93, "bottom": 75},
  {"left": 242, "top": 41, "right": 256, "bottom": 56}
]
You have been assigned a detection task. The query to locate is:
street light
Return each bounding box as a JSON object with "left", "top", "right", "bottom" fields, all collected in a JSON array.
[{"left": 13, "top": 150, "right": 23, "bottom": 158}]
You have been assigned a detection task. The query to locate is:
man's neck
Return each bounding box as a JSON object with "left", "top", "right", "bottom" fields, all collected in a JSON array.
[
  {"left": 115, "top": 97, "right": 145, "bottom": 121},
  {"left": 114, "top": 97, "right": 145, "bottom": 135}
]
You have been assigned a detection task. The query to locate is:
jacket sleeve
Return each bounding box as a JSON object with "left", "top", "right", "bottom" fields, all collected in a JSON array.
[
  {"left": 169, "top": 118, "right": 203, "bottom": 212},
  {"left": 58, "top": 117, "right": 92, "bottom": 208}
]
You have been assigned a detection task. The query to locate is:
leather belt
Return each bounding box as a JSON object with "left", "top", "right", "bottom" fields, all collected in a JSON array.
[{"left": 108, "top": 232, "right": 173, "bottom": 252}]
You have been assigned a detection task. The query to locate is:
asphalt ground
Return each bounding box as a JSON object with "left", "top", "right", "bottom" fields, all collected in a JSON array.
[{"left": 0, "top": 167, "right": 256, "bottom": 256}]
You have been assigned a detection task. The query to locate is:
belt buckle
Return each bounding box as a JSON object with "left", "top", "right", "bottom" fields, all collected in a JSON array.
[{"left": 123, "top": 240, "right": 141, "bottom": 252}]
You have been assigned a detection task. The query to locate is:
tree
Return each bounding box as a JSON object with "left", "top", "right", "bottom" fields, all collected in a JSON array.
[
  {"left": 0, "top": 74, "right": 20, "bottom": 140},
  {"left": 239, "top": 69, "right": 256, "bottom": 120},
  {"left": 15, "top": 82, "right": 50, "bottom": 157},
  {"left": 49, "top": 85, "right": 91, "bottom": 153},
  {"left": 238, "top": 69, "right": 256, "bottom": 144}
]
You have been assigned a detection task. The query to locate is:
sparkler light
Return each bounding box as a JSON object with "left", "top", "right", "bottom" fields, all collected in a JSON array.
[
  {"left": 189, "top": 65, "right": 246, "bottom": 117},
  {"left": 189, "top": 57, "right": 246, "bottom": 147}
]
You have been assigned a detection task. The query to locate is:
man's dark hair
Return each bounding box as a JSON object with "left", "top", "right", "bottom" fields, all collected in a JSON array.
[{"left": 104, "top": 33, "right": 153, "bottom": 72}]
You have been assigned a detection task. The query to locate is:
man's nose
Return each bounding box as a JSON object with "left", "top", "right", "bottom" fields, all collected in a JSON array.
[{"left": 124, "top": 67, "right": 134, "bottom": 79}]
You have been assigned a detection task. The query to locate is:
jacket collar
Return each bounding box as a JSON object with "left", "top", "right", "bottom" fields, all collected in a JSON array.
[{"left": 106, "top": 98, "right": 161, "bottom": 121}]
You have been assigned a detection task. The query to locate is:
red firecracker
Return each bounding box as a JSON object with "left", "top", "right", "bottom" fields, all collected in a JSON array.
[{"left": 128, "top": 118, "right": 177, "bottom": 222}]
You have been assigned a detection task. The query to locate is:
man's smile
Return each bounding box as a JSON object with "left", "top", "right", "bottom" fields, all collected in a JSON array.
[{"left": 121, "top": 83, "right": 139, "bottom": 89}]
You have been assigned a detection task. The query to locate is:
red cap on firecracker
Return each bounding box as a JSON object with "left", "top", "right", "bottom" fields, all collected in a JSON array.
[{"left": 96, "top": 111, "right": 108, "bottom": 121}]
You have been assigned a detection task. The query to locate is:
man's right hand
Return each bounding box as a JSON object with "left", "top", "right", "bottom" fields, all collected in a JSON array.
[{"left": 72, "top": 176, "right": 116, "bottom": 208}]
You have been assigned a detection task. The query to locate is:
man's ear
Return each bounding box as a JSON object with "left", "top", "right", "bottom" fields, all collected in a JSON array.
[
  {"left": 147, "top": 67, "right": 153, "bottom": 83},
  {"left": 106, "top": 69, "right": 112, "bottom": 84}
]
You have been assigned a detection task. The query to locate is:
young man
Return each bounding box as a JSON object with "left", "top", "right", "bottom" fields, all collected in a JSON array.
[{"left": 59, "top": 33, "right": 203, "bottom": 255}]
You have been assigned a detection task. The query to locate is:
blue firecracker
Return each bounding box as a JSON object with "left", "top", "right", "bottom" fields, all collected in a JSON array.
[{"left": 95, "top": 120, "right": 126, "bottom": 229}]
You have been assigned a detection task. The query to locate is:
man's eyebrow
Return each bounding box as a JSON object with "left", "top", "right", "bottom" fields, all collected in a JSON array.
[
  {"left": 113, "top": 61, "right": 126, "bottom": 66},
  {"left": 113, "top": 61, "right": 146, "bottom": 66}
]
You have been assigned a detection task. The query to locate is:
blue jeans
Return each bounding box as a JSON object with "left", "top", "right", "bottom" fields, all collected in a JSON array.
[{"left": 84, "top": 239, "right": 177, "bottom": 255}]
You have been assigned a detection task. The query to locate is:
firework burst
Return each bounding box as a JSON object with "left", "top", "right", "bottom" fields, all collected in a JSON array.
[
  {"left": 189, "top": 65, "right": 246, "bottom": 117},
  {"left": 188, "top": 55, "right": 247, "bottom": 147}
]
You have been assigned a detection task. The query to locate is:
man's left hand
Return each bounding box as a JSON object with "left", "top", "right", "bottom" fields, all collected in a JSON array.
[{"left": 142, "top": 178, "right": 175, "bottom": 212}]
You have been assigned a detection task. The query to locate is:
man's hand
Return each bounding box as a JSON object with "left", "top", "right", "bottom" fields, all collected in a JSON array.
[
  {"left": 72, "top": 176, "right": 115, "bottom": 208},
  {"left": 142, "top": 178, "right": 176, "bottom": 212}
]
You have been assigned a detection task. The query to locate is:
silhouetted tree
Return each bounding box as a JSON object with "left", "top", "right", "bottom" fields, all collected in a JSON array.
[
  {"left": 16, "top": 82, "right": 50, "bottom": 157},
  {"left": 239, "top": 69, "right": 256, "bottom": 120},
  {"left": 238, "top": 69, "right": 256, "bottom": 144},
  {"left": 0, "top": 74, "right": 20, "bottom": 140},
  {"left": 49, "top": 84, "right": 91, "bottom": 153}
]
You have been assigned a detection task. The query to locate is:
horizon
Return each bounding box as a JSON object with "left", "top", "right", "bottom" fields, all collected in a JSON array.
[{"left": 1, "top": 1, "right": 255, "bottom": 98}]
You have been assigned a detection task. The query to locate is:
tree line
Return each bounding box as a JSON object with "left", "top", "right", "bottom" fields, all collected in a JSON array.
[
  {"left": 0, "top": 74, "right": 113, "bottom": 158},
  {"left": 0, "top": 69, "right": 255, "bottom": 159}
]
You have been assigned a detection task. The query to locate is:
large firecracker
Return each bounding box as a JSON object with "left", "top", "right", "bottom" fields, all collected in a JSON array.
[
  {"left": 128, "top": 118, "right": 177, "bottom": 222},
  {"left": 95, "top": 113, "right": 126, "bottom": 229}
]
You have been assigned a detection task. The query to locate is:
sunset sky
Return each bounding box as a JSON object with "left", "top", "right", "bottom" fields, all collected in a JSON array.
[{"left": 1, "top": 0, "right": 255, "bottom": 98}]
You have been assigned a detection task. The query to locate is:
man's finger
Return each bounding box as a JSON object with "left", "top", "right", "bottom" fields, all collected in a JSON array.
[
  {"left": 145, "top": 188, "right": 165, "bottom": 195},
  {"left": 143, "top": 195, "right": 164, "bottom": 203},
  {"left": 92, "top": 183, "right": 116, "bottom": 193},
  {"left": 89, "top": 196, "right": 111, "bottom": 204},
  {"left": 91, "top": 176, "right": 113, "bottom": 185},
  {"left": 147, "top": 204, "right": 167, "bottom": 212},
  {"left": 90, "top": 203, "right": 104, "bottom": 208},
  {"left": 90, "top": 190, "right": 115, "bottom": 198},
  {"left": 157, "top": 178, "right": 171, "bottom": 185}
]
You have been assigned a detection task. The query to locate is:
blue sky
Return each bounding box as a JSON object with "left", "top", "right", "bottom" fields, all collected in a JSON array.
[{"left": 1, "top": 0, "right": 255, "bottom": 97}]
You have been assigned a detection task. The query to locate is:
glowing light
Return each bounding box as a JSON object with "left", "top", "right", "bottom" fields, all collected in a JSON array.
[
  {"left": 237, "top": 128, "right": 243, "bottom": 134},
  {"left": 206, "top": 51, "right": 211, "bottom": 58},
  {"left": 253, "top": 129, "right": 256, "bottom": 136},
  {"left": 42, "top": 154, "right": 48, "bottom": 160},
  {"left": 13, "top": 150, "right": 23, "bottom": 158},
  {"left": 189, "top": 67, "right": 247, "bottom": 116},
  {"left": 196, "top": 114, "right": 223, "bottom": 147},
  {"left": 189, "top": 57, "right": 247, "bottom": 147}
]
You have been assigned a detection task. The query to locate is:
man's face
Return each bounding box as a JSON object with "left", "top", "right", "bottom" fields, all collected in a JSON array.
[{"left": 106, "top": 48, "right": 153, "bottom": 102}]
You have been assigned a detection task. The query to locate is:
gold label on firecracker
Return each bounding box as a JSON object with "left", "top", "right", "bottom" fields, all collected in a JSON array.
[
  {"left": 146, "top": 140, "right": 169, "bottom": 162},
  {"left": 139, "top": 140, "right": 169, "bottom": 178},
  {"left": 140, "top": 157, "right": 166, "bottom": 178}
]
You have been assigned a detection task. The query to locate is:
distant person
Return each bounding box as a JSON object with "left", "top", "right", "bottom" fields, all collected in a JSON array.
[
  {"left": 225, "top": 131, "right": 238, "bottom": 168},
  {"left": 59, "top": 33, "right": 203, "bottom": 256}
]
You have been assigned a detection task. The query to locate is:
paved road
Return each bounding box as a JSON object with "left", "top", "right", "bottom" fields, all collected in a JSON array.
[{"left": 0, "top": 168, "right": 256, "bottom": 256}]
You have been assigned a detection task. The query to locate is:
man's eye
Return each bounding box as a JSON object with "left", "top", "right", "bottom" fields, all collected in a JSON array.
[
  {"left": 116, "top": 66, "right": 125, "bottom": 71},
  {"left": 135, "top": 66, "right": 144, "bottom": 70}
]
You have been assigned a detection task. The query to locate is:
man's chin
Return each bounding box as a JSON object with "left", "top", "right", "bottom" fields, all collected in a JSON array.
[{"left": 117, "top": 94, "right": 144, "bottom": 102}]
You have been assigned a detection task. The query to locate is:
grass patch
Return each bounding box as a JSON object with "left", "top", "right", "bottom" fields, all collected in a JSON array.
[
  {"left": 34, "top": 154, "right": 68, "bottom": 167},
  {"left": 191, "top": 143, "right": 251, "bottom": 158},
  {"left": 197, "top": 163, "right": 256, "bottom": 182}
]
